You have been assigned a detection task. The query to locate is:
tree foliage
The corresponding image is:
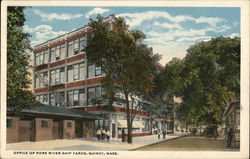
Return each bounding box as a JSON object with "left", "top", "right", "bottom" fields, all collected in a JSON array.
[
  {"left": 85, "top": 15, "right": 160, "bottom": 143},
  {"left": 155, "top": 37, "right": 240, "bottom": 126},
  {"left": 7, "top": 7, "right": 38, "bottom": 114}
]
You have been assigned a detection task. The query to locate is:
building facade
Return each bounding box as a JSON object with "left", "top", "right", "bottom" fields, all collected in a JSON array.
[
  {"left": 224, "top": 100, "right": 240, "bottom": 148},
  {"left": 32, "top": 16, "right": 174, "bottom": 139},
  {"left": 7, "top": 105, "right": 99, "bottom": 143}
]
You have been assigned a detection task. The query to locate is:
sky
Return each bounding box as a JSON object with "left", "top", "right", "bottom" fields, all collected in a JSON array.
[{"left": 23, "top": 7, "right": 240, "bottom": 65}]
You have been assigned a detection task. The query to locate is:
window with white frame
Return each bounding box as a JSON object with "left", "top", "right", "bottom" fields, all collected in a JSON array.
[
  {"left": 67, "top": 89, "right": 85, "bottom": 107},
  {"left": 87, "top": 63, "right": 103, "bottom": 78},
  {"left": 67, "top": 63, "right": 85, "bottom": 82},
  {"left": 50, "top": 67, "right": 65, "bottom": 85},
  {"left": 50, "top": 44, "right": 65, "bottom": 62},
  {"left": 67, "top": 40, "right": 74, "bottom": 57},
  {"left": 50, "top": 91, "right": 65, "bottom": 107},
  {"left": 79, "top": 36, "right": 87, "bottom": 52},
  {"left": 87, "top": 86, "right": 103, "bottom": 105},
  {"left": 35, "top": 50, "right": 48, "bottom": 66},
  {"left": 50, "top": 47, "right": 56, "bottom": 62},
  {"left": 67, "top": 36, "right": 87, "bottom": 57},
  {"left": 36, "top": 94, "right": 48, "bottom": 105},
  {"left": 35, "top": 71, "right": 48, "bottom": 88}
]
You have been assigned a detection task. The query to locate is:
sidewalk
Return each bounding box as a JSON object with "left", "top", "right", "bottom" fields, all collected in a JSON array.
[{"left": 7, "top": 132, "right": 187, "bottom": 151}]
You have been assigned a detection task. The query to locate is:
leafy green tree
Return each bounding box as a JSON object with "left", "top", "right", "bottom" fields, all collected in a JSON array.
[
  {"left": 155, "top": 37, "right": 240, "bottom": 129},
  {"left": 85, "top": 15, "right": 160, "bottom": 143},
  {"left": 7, "top": 7, "right": 38, "bottom": 115}
]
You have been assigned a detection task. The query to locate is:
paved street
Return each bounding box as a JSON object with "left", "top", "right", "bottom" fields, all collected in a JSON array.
[
  {"left": 136, "top": 136, "right": 239, "bottom": 151},
  {"left": 7, "top": 132, "right": 186, "bottom": 151}
]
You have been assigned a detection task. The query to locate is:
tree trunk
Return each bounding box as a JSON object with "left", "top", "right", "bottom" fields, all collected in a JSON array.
[{"left": 125, "top": 92, "right": 133, "bottom": 144}]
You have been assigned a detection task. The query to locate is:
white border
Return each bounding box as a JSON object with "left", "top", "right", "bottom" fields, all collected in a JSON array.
[{"left": 1, "top": 1, "right": 249, "bottom": 159}]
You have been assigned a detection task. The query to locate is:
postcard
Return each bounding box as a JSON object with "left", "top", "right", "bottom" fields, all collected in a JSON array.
[{"left": 1, "top": 0, "right": 249, "bottom": 159}]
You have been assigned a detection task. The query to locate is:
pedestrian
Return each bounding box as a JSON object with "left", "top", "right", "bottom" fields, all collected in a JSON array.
[
  {"left": 96, "top": 128, "right": 101, "bottom": 141},
  {"left": 122, "top": 128, "right": 125, "bottom": 142},
  {"left": 158, "top": 130, "right": 161, "bottom": 139},
  {"left": 163, "top": 129, "right": 166, "bottom": 139},
  {"left": 106, "top": 129, "right": 111, "bottom": 142},
  {"left": 102, "top": 129, "right": 106, "bottom": 141},
  {"left": 227, "top": 128, "right": 233, "bottom": 148}
]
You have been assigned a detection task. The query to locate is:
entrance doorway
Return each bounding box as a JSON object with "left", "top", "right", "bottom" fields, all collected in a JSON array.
[
  {"left": 53, "top": 120, "right": 63, "bottom": 139},
  {"left": 75, "top": 120, "right": 83, "bottom": 138},
  {"left": 30, "top": 119, "right": 35, "bottom": 141}
]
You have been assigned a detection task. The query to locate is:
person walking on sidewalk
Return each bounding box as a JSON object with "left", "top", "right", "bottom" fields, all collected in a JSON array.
[
  {"left": 106, "top": 129, "right": 111, "bottom": 143},
  {"left": 163, "top": 129, "right": 166, "bottom": 139},
  {"left": 158, "top": 130, "right": 161, "bottom": 139},
  {"left": 122, "top": 128, "right": 126, "bottom": 142},
  {"left": 96, "top": 128, "right": 101, "bottom": 141},
  {"left": 227, "top": 128, "right": 233, "bottom": 148},
  {"left": 102, "top": 129, "right": 106, "bottom": 141}
]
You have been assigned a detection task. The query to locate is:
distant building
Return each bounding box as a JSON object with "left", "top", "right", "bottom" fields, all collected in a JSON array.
[
  {"left": 224, "top": 100, "right": 240, "bottom": 148},
  {"left": 30, "top": 16, "right": 174, "bottom": 140}
]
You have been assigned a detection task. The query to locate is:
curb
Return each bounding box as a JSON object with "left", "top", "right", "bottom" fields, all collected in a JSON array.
[{"left": 129, "top": 135, "right": 188, "bottom": 151}]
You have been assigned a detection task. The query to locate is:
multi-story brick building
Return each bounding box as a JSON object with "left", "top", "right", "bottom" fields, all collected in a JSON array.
[{"left": 32, "top": 16, "right": 174, "bottom": 139}]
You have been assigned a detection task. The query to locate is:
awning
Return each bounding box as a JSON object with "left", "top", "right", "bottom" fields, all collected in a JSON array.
[
  {"left": 117, "top": 120, "right": 127, "bottom": 128},
  {"left": 117, "top": 120, "right": 144, "bottom": 128},
  {"left": 134, "top": 121, "right": 144, "bottom": 128}
]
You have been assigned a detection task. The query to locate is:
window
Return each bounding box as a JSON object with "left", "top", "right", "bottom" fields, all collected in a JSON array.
[
  {"left": 50, "top": 68, "right": 65, "bottom": 85},
  {"left": 44, "top": 50, "right": 48, "bottom": 64},
  {"left": 104, "top": 120, "right": 109, "bottom": 127},
  {"left": 67, "top": 122, "right": 72, "bottom": 128},
  {"left": 95, "top": 120, "right": 99, "bottom": 129},
  {"left": 94, "top": 119, "right": 108, "bottom": 130},
  {"left": 55, "top": 46, "right": 60, "bottom": 60},
  {"left": 79, "top": 36, "right": 87, "bottom": 52},
  {"left": 87, "top": 63, "right": 95, "bottom": 78},
  {"left": 36, "top": 94, "right": 48, "bottom": 105},
  {"left": 35, "top": 75, "right": 39, "bottom": 88},
  {"left": 67, "top": 40, "right": 74, "bottom": 57},
  {"left": 87, "top": 63, "right": 103, "bottom": 78},
  {"left": 68, "top": 36, "right": 87, "bottom": 57},
  {"left": 41, "top": 120, "right": 48, "bottom": 128},
  {"left": 35, "top": 50, "right": 48, "bottom": 66},
  {"left": 60, "top": 44, "right": 65, "bottom": 58},
  {"left": 50, "top": 47, "right": 56, "bottom": 62},
  {"left": 74, "top": 39, "right": 79, "bottom": 54},
  {"left": 7, "top": 119, "right": 13, "bottom": 128},
  {"left": 50, "top": 44, "right": 65, "bottom": 62},
  {"left": 34, "top": 72, "right": 48, "bottom": 88},
  {"left": 35, "top": 53, "right": 39, "bottom": 66},
  {"left": 95, "top": 65, "right": 101, "bottom": 76},
  {"left": 50, "top": 92, "right": 65, "bottom": 107},
  {"left": 50, "top": 93, "right": 55, "bottom": 106},
  {"left": 73, "top": 64, "right": 79, "bottom": 80},
  {"left": 67, "top": 89, "right": 85, "bottom": 107},
  {"left": 167, "top": 121, "right": 174, "bottom": 130},
  {"left": 68, "top": 63, "right": 85, "bottom": 82},
  {"left": 87, "top": 86, "right": 102, "bottom": 105}
]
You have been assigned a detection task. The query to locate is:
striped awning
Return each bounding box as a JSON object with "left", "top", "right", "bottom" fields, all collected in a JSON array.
[
  {"left": 117, "top": 120, "right": 127, "bottom": 128},
  {"left": 133, "top": 121, "right": 144, "bottom": 128},
  {"left": 117, "top": 120, "right": 144, "bottom": 128}
]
